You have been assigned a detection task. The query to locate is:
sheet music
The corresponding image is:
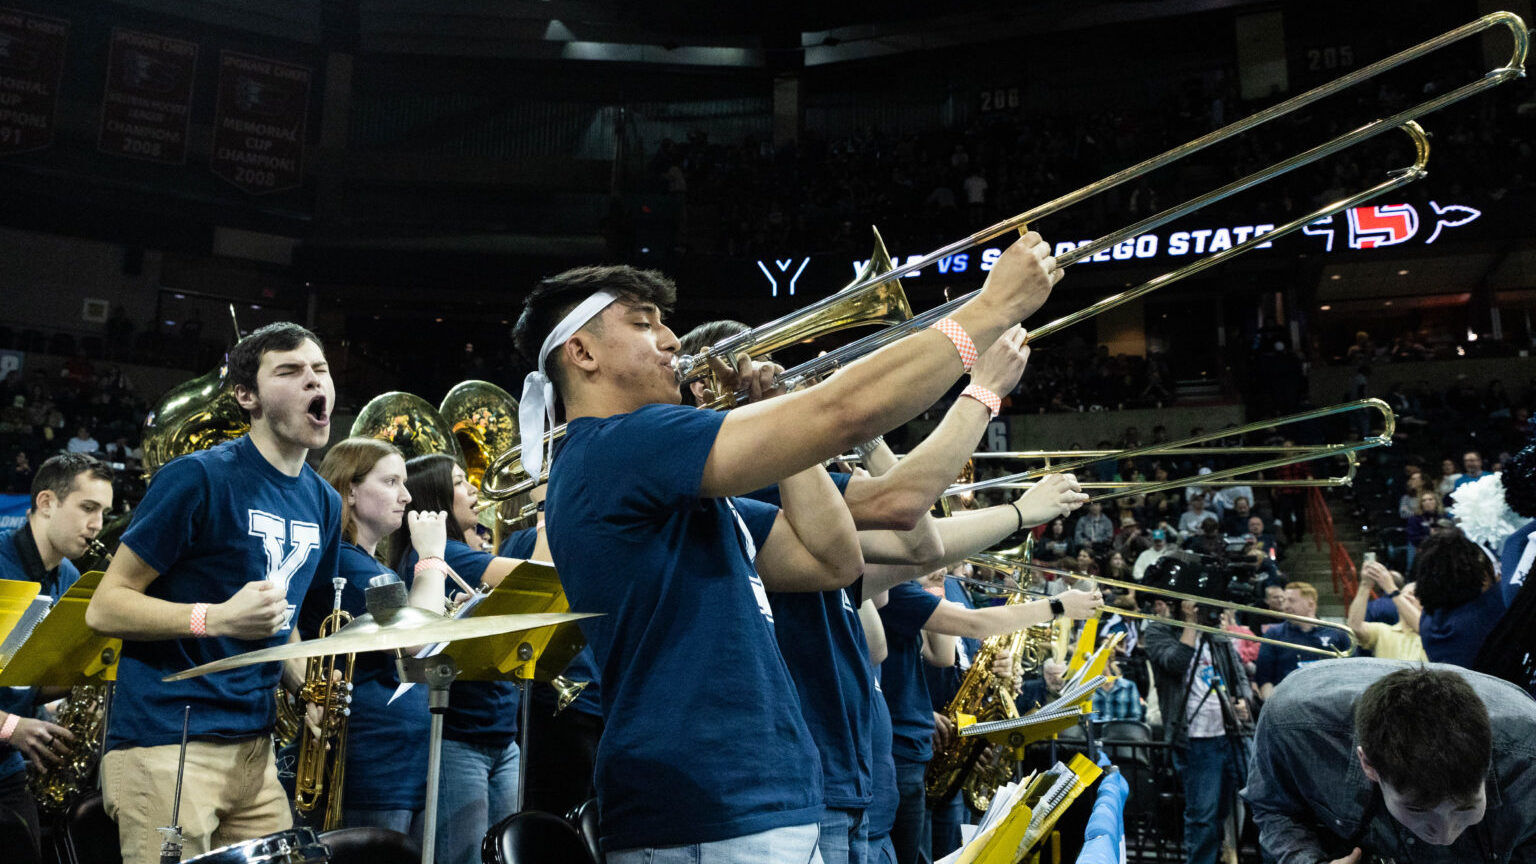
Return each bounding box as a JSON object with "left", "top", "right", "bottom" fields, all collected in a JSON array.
[{"left": 0, "top": 597, "right": 53, "bottom": 668}]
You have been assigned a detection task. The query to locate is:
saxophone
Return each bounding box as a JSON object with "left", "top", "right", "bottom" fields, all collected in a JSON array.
[
  {"left": 28, "top": 538, "right": 115, "bottom": 817},
  {"left": 292, "top": 578, "right": 355, "bottom": 830}
]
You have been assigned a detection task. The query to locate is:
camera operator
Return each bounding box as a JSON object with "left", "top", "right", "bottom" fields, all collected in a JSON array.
[{"left": 1144, "top": 553, "right": 1255, "bottom": 864}]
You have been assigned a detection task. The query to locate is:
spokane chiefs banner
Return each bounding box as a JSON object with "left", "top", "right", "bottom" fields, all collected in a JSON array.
[
  {"left": 98, "top": 28, "right": 197, "bottom": 164},
  {"left": 211, "top": 50, "right": 311, "bottom": 194},
  {"left": 0, "top": 8, "right": 68, "bottom": 156}
]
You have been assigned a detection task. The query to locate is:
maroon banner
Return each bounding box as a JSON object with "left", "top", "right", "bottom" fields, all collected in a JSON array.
[
  {"left": 98, "top": 28, "right": 197, "bottom": 163},
  {"left": 0, "top": 8, "right": 69, "bottom": 155},
  {"left": 211, "top": 50, "right": 310, "bottom": 194}
]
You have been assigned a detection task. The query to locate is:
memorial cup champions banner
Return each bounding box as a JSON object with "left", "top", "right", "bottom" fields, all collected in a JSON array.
[
  {"left": 0, "top": 7, "right": 68, "bottom": 156},
  {"left": 97, "top": 28, "right": 197, "bottom": 164},
  {"left": 210, "top": 50, "right": 311, "bottom": 194}
]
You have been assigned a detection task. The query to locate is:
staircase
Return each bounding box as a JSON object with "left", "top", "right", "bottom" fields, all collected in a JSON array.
[{"left": 1275, "top": 489, "right": 1365, "bottom": 620}]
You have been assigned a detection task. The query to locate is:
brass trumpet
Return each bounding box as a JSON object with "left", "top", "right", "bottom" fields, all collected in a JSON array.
[
  {"left": 961, "top": 553, "right": 1357, "bottom": 659},
  {"left": 293, "top": 577, "right": 356, "bottom": 830}
]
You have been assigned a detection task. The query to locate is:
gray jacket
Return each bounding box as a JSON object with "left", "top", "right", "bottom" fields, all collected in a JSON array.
[
  {"left": 1143, "top": 621, "right": 1252, "bottom": 744},
  {"left": 1241, "top": 659, "right": 1536, "bottom": 864}
]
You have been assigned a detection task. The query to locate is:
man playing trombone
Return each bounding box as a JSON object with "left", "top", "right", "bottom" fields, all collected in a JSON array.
[{"left": 513, "top": 232, "right": 1062, "bottom": 863}]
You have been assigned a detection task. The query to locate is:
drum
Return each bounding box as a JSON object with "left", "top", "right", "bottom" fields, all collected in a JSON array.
[{"left": 183, "top": 828, "right": 330, "bottom": 864}]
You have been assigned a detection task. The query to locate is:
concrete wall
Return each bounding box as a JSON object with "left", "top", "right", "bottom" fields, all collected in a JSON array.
[{"left": 0, "top": 228, "right": 163, "bottom": 339}]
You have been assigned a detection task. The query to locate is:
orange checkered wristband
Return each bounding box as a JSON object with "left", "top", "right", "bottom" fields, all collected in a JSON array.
[
  {"left": 0, "top": 711, "right": 18, "bottom": 742},
  {"left": 931, "top": 317, "right": 978, "bottom": 371},
  {"left": 961, "top": 383, "right": 1002, "bottom": 418},
  {"left": 190, "top": 602, "right": 211, "bottom": 637}
]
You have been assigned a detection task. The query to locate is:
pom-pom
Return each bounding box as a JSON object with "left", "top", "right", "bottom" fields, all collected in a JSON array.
[{"left": 1450, "top": 472, "right": 1526, "bottom": 553}]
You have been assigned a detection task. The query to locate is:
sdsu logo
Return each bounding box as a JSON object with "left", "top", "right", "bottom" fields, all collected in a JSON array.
[{"left": 1302, "top": 200, "right": 1481, "bottom": 251}]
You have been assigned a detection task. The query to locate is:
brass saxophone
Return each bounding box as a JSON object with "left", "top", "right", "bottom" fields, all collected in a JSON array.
[
  {"left": 28, "top": 538, "right": 115, "bottom": 817},
  {"left": 292, "top": 578, "right": 355, "bottom": 830}
]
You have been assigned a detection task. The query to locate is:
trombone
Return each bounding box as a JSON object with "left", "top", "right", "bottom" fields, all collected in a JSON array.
[
  {"left": 671, "top": 11, "right": 1526, "bottom": 385},
  {"left": 945, "top": 398, "right": 1392, "bottom": 504},
  {"left": 958, "top": 553, "right": 1357, "bottom": 659}
]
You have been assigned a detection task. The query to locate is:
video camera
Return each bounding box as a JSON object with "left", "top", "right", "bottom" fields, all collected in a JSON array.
[{"left": 1141, "top": 551, "right": 1255, "bottom": 627}]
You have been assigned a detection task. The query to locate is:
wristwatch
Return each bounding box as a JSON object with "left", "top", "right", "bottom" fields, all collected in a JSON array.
[{"left": 1049, "top": 597, "right": 1065, "bottom": 617}]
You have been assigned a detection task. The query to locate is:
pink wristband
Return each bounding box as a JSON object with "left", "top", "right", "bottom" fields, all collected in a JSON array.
[
  {"left": 961, "top": 383, "right": 1002, "bottom": 418},
  {"left": 0, "top": 712, "right": 18, "bottom": 743},
  {"left": 415, "top": 557, "right": 447, "bottom": 577},
  {"left": 931, "top": 318, "right": 979, "bottom": 371},
  {"left": 190, "top": 602, "right": 210, "bottom": 637}
]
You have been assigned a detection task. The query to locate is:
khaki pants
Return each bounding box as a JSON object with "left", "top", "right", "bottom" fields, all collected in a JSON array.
[{"left": 102, "top": 737, "right": 292, "bottom": 864}]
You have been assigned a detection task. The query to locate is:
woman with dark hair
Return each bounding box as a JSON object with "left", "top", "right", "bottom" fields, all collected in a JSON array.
[
  {"left": 1037, "top": 517, "right": 1072, "bottom": 560},
  {"left": 303, "top": 437, "right": 448, "bottom": 840},
  {"left": 1412, "top": 530, "right": 1508, "bottom": 668},
  {"left": 390, "top": 452, "right": 527, "bottom": 864}
]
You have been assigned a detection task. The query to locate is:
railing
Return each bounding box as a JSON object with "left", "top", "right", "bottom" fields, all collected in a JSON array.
[{"left": 1306, "top": 485, "right": 1359, "bottom": 599}]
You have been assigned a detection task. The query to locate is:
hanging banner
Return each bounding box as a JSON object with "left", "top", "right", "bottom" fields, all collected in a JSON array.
[
  {"left": 0, "top": 8, "right": 68, "bottom": 155},
  {"left": 210, "top": 50, "right": 311, "bottom": 194},
  {"left": 97, "top": 28, "right": 197, "bottom": 164}
]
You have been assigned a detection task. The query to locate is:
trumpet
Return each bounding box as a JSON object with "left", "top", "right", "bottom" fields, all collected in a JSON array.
[
  {"left": 946, "top": 398, "right": 1392, "bottom": 503},
  {"left": 961, "top": 553, "right": 1357, "bottom": 659},
  {"left": 671, "top": 12, "right": 1525, "bottom": 386},
  {"left": 293, "top": 577, "right": 355, "bottom": 830}
]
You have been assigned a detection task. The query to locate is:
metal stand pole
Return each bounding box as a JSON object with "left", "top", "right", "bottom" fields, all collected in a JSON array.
[
  {"left": 407, "top": 656, "right": 459, "bottom": 864},
  {"left": 514, "top": 643, "right": 533, "bottom": 814}
]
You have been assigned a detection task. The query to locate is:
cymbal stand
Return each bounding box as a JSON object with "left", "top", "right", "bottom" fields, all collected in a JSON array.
[{"left": 158, "top": 706, "right": 190, "bottom": 864}]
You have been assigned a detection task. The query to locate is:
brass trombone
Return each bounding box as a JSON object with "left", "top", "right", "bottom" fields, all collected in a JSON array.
[
  {"left": 670, "top": 12, "right": 1526, "bottom": 385},
  {"left": 946, "top": 398, "right": 1393, "bottom": 504},
  {"left": 959, "top": 553, "right": 1357, "bottom": 659}
]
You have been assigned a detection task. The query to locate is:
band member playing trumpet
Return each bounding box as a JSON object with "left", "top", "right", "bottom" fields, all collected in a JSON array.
[
  {"left": 300, "top": 438, "right": 450, "bottom": 841},
  {"left": 514, "top": 232, "right": 1061, "bottom": 862},
  {"left": 1243, "top": 661, "right": 1536, "bottom": 864},
  {"left": 0, "top": 453, "right": 114, "bottom": 855},
  {"left": 389, "top": 453, "right": 526, "bottom": 864},
  {"left": 86, "top": 323, "right": 342, "bottom": 864}
]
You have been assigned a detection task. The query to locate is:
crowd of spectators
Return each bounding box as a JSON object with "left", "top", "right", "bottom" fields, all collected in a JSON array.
[{"left": 0, "top": 361, "right": 149, "bottom": 511}]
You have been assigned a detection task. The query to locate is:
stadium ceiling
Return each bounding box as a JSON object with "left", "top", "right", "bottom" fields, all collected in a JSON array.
[{"left": 120, "top": 0, "right": 1276, "bottom": 65}]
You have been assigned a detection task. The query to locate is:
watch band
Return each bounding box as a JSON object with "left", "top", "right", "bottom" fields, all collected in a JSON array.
[{"left": 1049, "top": 597, "right": 1065, "bottom": 617}]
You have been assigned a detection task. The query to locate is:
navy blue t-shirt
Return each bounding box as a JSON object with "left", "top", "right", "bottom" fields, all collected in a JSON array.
[
  {"left": 0, "top": 524, "right": 83, "bottom": 779},
  {"left": 1500, "top": 519, "right": 1536, "bottom": 605},
  {"left": 298, "top": 541, "right": 428, "bottom": 809},
  {"left": 107, "top": 436, "right": 340, "bottom": 751},
  {"left": 879, "top": 581, "right": 942, "bottom": 764},
  {"left": 398, "top": 539, "right": 519, "bottom": 744},
  {"left": 1253, "top": 621, "right": 1347, "bottom": 689},
  {"left": 926, "top": 579, "right": 982, "bottom": 713},
  {"left": 498, "top": 529, "right": 605, "bottom": 719},
  {"left": 1421, "top": 586, "right": 1508, "bottom": 669},
  {"left": 865, "top": 667, "right": 899, "bottom": 842},
  {"left": 545, "top": 403, "right": 823, "bottom": 850},
  {"left": 752, "top": 472, "right": 874, "bottom": 811}
]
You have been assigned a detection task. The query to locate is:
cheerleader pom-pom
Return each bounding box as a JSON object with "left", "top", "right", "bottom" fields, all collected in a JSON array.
[
  {"left": 1450, "top": 472, "right": 1526, "bottom": 553},
  {"left": 1503, "top": 437, "right": 1536, "bottom": 518}
]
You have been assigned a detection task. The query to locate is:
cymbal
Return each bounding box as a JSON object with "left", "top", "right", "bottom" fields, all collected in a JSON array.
[{"left": 163, "top": 607, "right": 600, "bottom": 682}]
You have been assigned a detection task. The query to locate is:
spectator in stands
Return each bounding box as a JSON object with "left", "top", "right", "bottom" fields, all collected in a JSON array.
[
  {"left": 1211, "top": 484, "right": 1253, "bottom": 524},
  {"left": 1263, "top": 582, "right": 1286, "bottom": 614},
  {"left": 1220, "top": 495, "right": 1253, "bottom": 536},
  {"left": 1074, "top": 500, "right": 1114, "bottom": 551},
  {"left": 1347, "top": 559, "right": 1425, "bottom": 662},
  {"left": 7, "top": 452, "right": 32, "bottom": 494},
  {"left": 1434, "top": 457, "right": 1460, "bottom": 499},
  {"left": 1221, "top": 609, "right": 1260, "bottom": 676},
  {"left": 1453, "top": 450, "right": 1487, "bottom": 491},
  {"left": 1133, "top": 529, "right": 1172, "bottom": 582},
  {"left": 1247, "top": 515, "right": 1279, "bottom": 559},
  {"left": 1398, "top": 470, "right": 1427, "bottom": 518},
  {"left": 1179, "top": 493, "right": 1214, "bottom": 536},
  {"left": 1089, "top": 656, "right": 1143, "bottom": 723},
  {"left": 1254, "top": 582, "right": 1349, "bottom": 701},
  {"left": 1073, "top": 546, "right": 1102, "bottom": 579},
  {"left": 1414, "top": 531, "right": 1508, "bottom": 668},
  {"left": 1345, "top": 330, "right": 1376, "bottom": 364},
  {"left": 65, "top": 426, "right": 98, "bottom": 455},
  {"left": 1037, "top": 517, "right": 1072, "bottom": 561},
  {"left": 1113, "top": 515, "right": 1149, "bottom": 561},
  {"left": 1184, "top": 517, "right": 1225, "bottom": 559},
  {"left": 1405, "top": 491, "right": 1442, "bottom": 563},
  {"left": 1143, "top": 464, "right": 1182, "bottom": 526}
]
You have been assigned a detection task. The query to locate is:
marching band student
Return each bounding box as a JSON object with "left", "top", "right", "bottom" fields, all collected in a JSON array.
[
  {"left": 87, "top": 323, "right": 342, "bottom": 864},
  {"left": 389, "top": 453, "right": 525, "bottom": 864},
  {"left": 0, "top": 453, "right": 114, "bottom": 855},
  {"left": 301, "top": 438, "right": 450, "bottom": 841},
  {"left": 514, "top": 232, "right": 1062, "bottom": 863}
]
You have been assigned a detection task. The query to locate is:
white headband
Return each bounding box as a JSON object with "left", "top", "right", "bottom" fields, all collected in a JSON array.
[{"left": 519, "top": 290, "right": 621, "bottom": 481}]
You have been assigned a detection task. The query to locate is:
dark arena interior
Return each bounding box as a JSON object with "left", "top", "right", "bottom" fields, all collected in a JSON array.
[{"left": 1, "top": 1, "right": 1536, "bottom": 863}]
